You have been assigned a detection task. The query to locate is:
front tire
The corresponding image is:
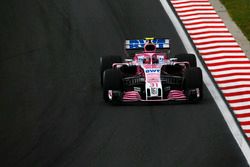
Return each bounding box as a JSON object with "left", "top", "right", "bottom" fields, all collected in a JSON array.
[
  {"left": 100, "top": 55, "right": 122, "bottom": 86},
  {"left": 183, "top": 67, "right": 203, "bottom": 102},
  {"left": 175, "top": 53, "right": 197, "bottom": 67},
  {"left": 103, "top": 69, "right": 123, "bottom": 104}
]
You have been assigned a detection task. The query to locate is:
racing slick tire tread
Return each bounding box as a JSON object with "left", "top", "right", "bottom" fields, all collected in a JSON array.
[
  {"left": 100, "top": 55, "right": 122, "bottom": 86},
  {"left": 184, "top": 67, "right": 203, "bottom": 102},
  {"left": 175, "top": 53, "right": 197, "bottom": 67},
  {"left": 103, "top": 69, "right": 123, "bottom": 104}
]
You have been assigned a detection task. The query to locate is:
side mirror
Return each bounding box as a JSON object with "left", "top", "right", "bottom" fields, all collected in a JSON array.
[
  {"left": 169, "top": 58, "right": 177, "bottom": 61},
  {"left": 124, "top": 59, "right": 133, "bottom": 62}
]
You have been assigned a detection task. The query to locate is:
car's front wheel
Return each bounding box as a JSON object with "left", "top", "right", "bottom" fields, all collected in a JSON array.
[
  {"left": 100, "top": 55, "right": 122, "bottom": 86},
  {"left": 175, "top": 53, "right": 197, "bottom": 67},
  {"left": 103, "top": 69, "right": 123, "bottom": 104},
  {"left": 183, "top": 67, "right": 203, "bottom": 102}
]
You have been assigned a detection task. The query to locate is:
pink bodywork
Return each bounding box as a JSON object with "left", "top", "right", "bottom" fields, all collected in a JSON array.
[{"left": 113, "top": 42, "right": 187, "bottom": 102}]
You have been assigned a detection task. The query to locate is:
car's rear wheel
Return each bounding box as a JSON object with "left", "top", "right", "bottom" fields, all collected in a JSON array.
[
  {"left": 103, "top": 69, "right": 123, "bottom": 104},
  {"left": 183, "top": 67, "right": 203, "bottom": 102},
  {"left": 100, "top": 55, "right": 122, "bottom": 86},
  {"left": 175, "top": 53, "right": 197, "bottom": 67}
]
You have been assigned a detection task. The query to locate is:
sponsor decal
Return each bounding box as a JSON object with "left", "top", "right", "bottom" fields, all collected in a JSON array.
[
  {"left": 151, "top": 88, "right": 158, "bottom": 96},
  {"left": 128, "top": 39, "right": 168, "bottom": 49},
  {"left": 158, "top": 56, "right": 164, "bottom": 64},
  {"left": 145, "top": 69, "right": 160, "bottom": 73}
]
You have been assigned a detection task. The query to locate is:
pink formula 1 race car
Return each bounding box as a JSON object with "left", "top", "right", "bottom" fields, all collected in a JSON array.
[{"left": 100, "top": 38, "right": 203, "bottom": 104}]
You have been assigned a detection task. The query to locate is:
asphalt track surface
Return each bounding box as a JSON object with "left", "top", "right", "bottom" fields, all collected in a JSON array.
[{"left": 0, "top": 0, "right": 248, "bottom": 166}]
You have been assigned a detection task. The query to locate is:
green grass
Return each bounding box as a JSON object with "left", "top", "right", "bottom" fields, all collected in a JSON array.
[{"left": 220, "top": 0, "right": 250, "bottom": 41}]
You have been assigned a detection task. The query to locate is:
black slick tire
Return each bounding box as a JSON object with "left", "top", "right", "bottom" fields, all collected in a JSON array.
[
  {"left": 175, "top": 53, "right": 197, "bottom": 67},
  {"left": 100, "top": 55, "right": 122, "bottom": 86},
  {"left": 183, "top": 67, "right": 203, "bottom": 102},
  {"left": 103, "top": 69, "right": 123, "bottom": 104}
]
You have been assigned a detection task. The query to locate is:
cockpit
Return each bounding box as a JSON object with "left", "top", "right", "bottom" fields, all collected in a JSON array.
[{"left": 136, "top": 54, "right": 166, "bottom": 65}]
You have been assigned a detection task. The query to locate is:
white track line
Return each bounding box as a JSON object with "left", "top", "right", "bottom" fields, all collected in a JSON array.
[
  {"left": 207, "top": 64, "right": 250, "bottom": 70},
  {"left": 212, "top": 69, "right": 250, "bottom": 75},
  {"left": 202, "top": 52, "right": 245, "bottom": 58},
  {"left": 191, "top": 33, "right": 232, "bottom": 38},
  {"left": 200, "top": 48, "right": 243, "bottom": 54},
  {"left": 219, "top": 82, "right": 250, "bottom": 88},
  {"left": 242, "top": 126, "right": 250, "bottom": 130},
  {"left": 230, "top": 101, "right": 250, "bottom": 108},
  {"left": 176, "top": 6, "right": 214, "bottom": 11},
  {"left": 171, "top": 0, "right": 211, "bottom": 4},
  {"left": 173, "top": 2, "right": 211, "bottom": 7},
  {"left": 205, "top": 58, "right": 248, "bottom": 64},
  {"left": 226, "top": 94, "right": 250, "bottom": 101},
  {"left": 159, "top": 0, "right": 250, "bottom": 164},
  {"left": 222, "top": 87, "right": 250, "bottom": 94},
  {"left": 194, "top": 37, "right": 236, "bottom": 43},
  {"left": 238, "top": 117, "right": 250, "bottom": 122},
  {"left": 180, "top": 14, "right": 219, "bottom": 20},
  {"left": 178, "top": 10, "right": 216, "bottom": 16},
  {"left": 197, "top": 43, "right": 239, "bottom": 49}
]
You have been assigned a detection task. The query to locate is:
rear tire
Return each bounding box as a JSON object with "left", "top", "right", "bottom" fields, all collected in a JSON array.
[
  {"left": 183, "top": 67, "right": 203, "bottom": 102},
  {"left": 100, "top": 55, "right": 122, "bottom": 86},
  {"left": 175, "top": 53, "right": 197, "bottom": 67},
  {"left": 103, "top": 69, "right": 123, "bottom": 104}
]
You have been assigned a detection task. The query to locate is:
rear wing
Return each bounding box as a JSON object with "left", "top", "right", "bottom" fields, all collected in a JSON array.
[
  {"left": 124, "top": 38, "right": 170, "bottom": 57},
  {"left": 125, "top": 38, "right": 170, "bottom": 50}
]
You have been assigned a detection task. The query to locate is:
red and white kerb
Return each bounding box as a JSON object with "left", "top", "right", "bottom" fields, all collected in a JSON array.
[{"left": 171, "top": 0, "right": 250, "bottom": 140}]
